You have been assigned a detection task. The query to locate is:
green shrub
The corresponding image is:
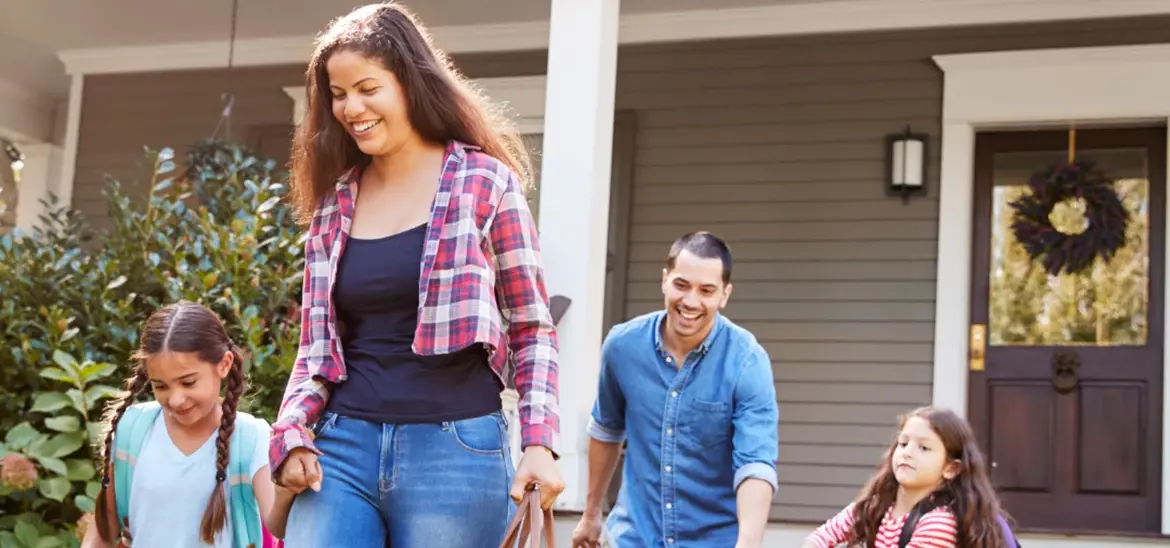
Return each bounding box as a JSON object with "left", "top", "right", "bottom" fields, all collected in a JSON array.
[{"left": 0, "top": 140, "right": 303, "bottom": 543}]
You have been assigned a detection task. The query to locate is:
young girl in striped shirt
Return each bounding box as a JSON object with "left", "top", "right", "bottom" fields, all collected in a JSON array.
[{"left": 803, "top": 407, "right": 1012, "bottom": 548}]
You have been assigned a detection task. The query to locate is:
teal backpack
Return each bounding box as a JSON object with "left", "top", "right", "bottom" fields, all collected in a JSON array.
[{"left": 112, "top": 401, "right": 265, "bottom": 548}]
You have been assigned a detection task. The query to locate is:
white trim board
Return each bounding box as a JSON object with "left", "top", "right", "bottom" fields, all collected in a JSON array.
[
  {"left": 930, "top": 43, "right": 1170, "bottom": 536},
  {"left": 57, "top": 0, "right": 1170, "bottom": 75},
  {"left": 56, "top": 74, "right": 83, "bottom": 213}
]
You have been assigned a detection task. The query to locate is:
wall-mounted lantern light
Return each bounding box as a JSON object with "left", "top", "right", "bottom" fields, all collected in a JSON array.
[
  {"left": 886, "top": 126, "right": 927, "bottom": 202},
  {"left": 2, "top": 138, "right": 23, "bottom": 185}
]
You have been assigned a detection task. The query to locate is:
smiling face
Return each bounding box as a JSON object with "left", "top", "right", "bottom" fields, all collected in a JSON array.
[
  {"left": 892, "top": 416, "right": 960, "bottom": 491},
  {"left": 661, "top": 250, "right": 732, "bottom": 346},
  {"left": 326, "top": 49, "right": 418, "bottom": 158},
  {"left": 146, "top": 351, "right": 231, "bottom": 428}
]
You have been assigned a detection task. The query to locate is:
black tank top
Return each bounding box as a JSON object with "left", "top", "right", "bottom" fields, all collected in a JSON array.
[{"left": 325, "top": 223, "right": 502, "bottom": 423}]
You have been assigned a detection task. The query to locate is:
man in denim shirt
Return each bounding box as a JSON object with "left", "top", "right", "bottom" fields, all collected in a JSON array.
[{"left": 572, "top": 232, "right": 779, "bottom": 548}]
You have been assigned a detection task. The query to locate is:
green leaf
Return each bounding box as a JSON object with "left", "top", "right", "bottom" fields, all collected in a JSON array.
[
  {"left": 0, "top": 441, "right": 7, "bottom": 459},
  {"left": 74, "top": 494, "right": 96, "bottom": 513},
  {"left": 44, "top": 416, "right": 80, "bottom": 433},
  {"left": 86, "top": 481, "right": 100, "bottom": 499},
  {"left": 23, "top": 435, "right": 50, "bottom": 460},
  {"left": 13, "top": 521, "right": 36, "bottom": 548},
  {"left": 51, "top": 350, "right": 77, "bottom": 370},
  {"left": 35, "top": 457, "right": 67, "bottom": 477},
  {"left": 5, "top": 423, "right": 40, "bottom": 451},
  {"left": 0, "top": 531, "right": 19, "bottom": 548},
  {"left": 78, "top": 362, "right": 116, "bottom": 383},
  {"left": 42, "top": 432, "right": 84, "bottom": 458},
  {"left": 59, "top": 327, "right": 79, "bottom": 343},
  {"left": 84, "top": 384, "right": 119, "bottom": 408},
  {"left": 29, "top": 393, "right": 70, "bottom": 414},
  {"left": 37, "top": 477, "right": 70, "bottom": 502},
  {"left": 105, "top": 275, "right": 127, "bottom": 290},
  {"left": 35, "top": 536, "right": 63, "bottom": 548},
  {"left": 257, "top": 196, "right": 280, "bottom": 214},
  {"left": 66, "top": 389, "right": 85, "bottom": 415},
  {"left": 65, "top": 459, "right": 95, "bottom": 481},
  {"left": 38, "top": 367, "right": 72, "bottom": 383},
  {"left": 87, "top": 422, "right": 104, "bottom": 447}
]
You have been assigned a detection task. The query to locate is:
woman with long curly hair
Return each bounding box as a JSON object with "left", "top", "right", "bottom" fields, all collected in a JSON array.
[
  {"left": 270, "top": 3, "right": 563, "bottom": 546},
  {"left": 802, "top": 407, "right": 1017, "bottom": 548}
]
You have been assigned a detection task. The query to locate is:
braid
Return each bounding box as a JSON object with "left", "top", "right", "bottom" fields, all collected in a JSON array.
[
  {"left": 93, "top": 367, "right": 148, "bottom": 543},
  {"left": 198, "top": 346, "right": 247, "bottom": 544}
]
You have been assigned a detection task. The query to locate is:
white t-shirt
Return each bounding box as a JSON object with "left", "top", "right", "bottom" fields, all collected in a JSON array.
[{"left": 127, "top": 413, "right": 270, "bottom": 548}]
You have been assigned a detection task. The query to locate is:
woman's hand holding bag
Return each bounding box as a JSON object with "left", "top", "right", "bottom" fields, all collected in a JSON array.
[{"left": 500, "top": 483, "right": 556, "bottom": 548}]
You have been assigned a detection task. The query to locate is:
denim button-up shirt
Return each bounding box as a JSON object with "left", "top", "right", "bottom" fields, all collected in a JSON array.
[{"left": 588, "top": 311, "right": 779, "bottom": 547}]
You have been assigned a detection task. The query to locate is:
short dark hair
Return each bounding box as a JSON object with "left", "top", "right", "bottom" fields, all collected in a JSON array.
[{"left": 665, "top": 231, "right": 733, "bottom": 284}]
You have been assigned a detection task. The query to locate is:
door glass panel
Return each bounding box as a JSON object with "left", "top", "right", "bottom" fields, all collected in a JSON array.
[{"left": 988, "top": 148, "right": 1149, "bottom": 346}]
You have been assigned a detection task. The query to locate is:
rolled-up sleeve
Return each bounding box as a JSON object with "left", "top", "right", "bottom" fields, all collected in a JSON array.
[
  {"left": 731, "top": 346, "right": 779, "bottom": 493},
  {"left": 587, "top": 330, "right": 626, "bottom": 443}
]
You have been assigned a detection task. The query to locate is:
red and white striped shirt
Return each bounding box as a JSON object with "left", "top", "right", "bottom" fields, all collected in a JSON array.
[{"left": 807, "top": 503, "right": 958, "bottom": 548}]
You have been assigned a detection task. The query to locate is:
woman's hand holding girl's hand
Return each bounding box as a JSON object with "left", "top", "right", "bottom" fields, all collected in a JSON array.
[
  {"left": 510, "top": 445, "right": 564, "bottom": 510},
  {"left": 278, "top": 447, "right": 323, "bottom": 493}
]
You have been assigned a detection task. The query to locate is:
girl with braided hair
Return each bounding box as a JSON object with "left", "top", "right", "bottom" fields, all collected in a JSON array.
[{"left": 82, "top": 301, "right": 294, "bottom": 548}]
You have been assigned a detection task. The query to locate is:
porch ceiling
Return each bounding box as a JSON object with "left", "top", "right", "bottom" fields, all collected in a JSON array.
[
  {"left": 0, "top": 0, "right": 797, "bottom": 98},
  {"left": 3, "top": 0, "right": 1170, "bottom": 103}
]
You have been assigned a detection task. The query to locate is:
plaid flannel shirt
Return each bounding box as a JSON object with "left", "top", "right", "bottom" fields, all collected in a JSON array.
[{"left": 269, "top": 140, "right": 561, "bottom": 474}]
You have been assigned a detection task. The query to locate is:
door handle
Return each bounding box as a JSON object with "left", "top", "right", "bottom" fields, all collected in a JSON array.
[{"left": 969, "top": 324, "right": 986, "bottom": 371}]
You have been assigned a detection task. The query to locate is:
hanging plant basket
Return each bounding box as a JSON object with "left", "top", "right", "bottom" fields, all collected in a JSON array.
[{"left": 1009, "top": 160, "right": 1129, "bottom": 276}]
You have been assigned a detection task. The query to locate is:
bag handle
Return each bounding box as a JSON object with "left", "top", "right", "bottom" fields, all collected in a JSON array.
[{"left": 499, "top": 484, "right": 556, "bottom": 548}]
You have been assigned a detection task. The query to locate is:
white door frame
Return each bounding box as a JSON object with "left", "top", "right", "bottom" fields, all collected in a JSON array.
[{"left": 931, "top": 43, "right": 1170, "bottom": 535}]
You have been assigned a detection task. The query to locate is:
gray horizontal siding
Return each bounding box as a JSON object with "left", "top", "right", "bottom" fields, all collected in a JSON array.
[{"left": 613, "top": 15, "right": 1170, "bottom": 521}]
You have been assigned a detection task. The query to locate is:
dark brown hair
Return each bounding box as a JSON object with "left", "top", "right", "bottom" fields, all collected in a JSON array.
[
  {"left": 847, "top": 407, "right": 1010, "bottom": 548},
  {"left": 94, "top": 301, "right": 248, "bottom": 544},
  {"left": 289, "top": 1, "right": 531, "bottom": 222},
  {"left": 666, "top": 231, "right": 734, "bottom": 284}
]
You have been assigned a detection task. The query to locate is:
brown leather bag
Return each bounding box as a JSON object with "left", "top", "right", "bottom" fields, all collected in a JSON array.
[{"left": 500, "top": 484, "right": 557, "bottom": 548}]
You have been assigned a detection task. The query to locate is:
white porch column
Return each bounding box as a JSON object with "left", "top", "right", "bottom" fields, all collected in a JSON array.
[
  {"left": 13, "top": 143, "right": 64, "bottom": 232},
  {"left": 536, "top": 0, "right": 620, "bottom": 512}
]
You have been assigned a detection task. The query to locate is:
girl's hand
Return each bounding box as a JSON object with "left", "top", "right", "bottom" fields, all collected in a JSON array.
[
  {"left": 509, "top": 446, "right": 563, "bottom": 510},
  {"left": 278, "top": 447, "right": 322, "bottom": 493}
]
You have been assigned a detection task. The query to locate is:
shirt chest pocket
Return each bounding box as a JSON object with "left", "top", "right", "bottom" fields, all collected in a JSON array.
[{"left": 679, "top": 398, "right": 732, "bottom": 449}]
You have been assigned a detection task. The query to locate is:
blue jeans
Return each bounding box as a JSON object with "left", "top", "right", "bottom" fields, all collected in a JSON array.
[{"left": 283, "top": 411, "right": 516, "bottom": 547}]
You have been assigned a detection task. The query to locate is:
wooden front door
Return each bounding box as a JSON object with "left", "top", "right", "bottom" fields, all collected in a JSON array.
[{"left": 969, "top": 127, "right": 1165, "bottom": 534}]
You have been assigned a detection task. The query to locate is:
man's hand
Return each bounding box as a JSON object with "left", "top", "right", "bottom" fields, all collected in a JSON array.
[
  {"left": 571, "top": 511, "right": 604, "bottom": 548},
  {"left": 277, "top": 447, "right": 322, "bottom": 494},
  {"left": 510, "top": 445, "right": 563, "bottom": 510}
]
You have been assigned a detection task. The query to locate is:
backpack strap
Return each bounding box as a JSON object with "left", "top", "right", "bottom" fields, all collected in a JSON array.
[
  {"left": 997, "top": 514, "right": 1021, "bottom": 548},
  {"left": 227, "top": 412, "right": 264, "bottom": 548},
  {"left": 897, "top": 498, "right": 943, "bottom": 548},
  {"left": 112, "top": 401, "right": 163, "bottom": 535}
]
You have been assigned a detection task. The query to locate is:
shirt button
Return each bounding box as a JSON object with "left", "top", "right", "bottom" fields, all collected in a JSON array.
[
  {"left": 666, "top": 503, "right": 673, "bottom": 509},
  {"left": 667, "top": 538, "right": 675, "bottom": 544},
  {"left": 667, "top": 428, "right": 673, "bottom": 435},
  {"left": 665, "top": 357, "right": 673, "bottom": 363},
  {"left": 671, "top": 391, "right": 678, "bottom": 397},
  {"left": 665, "top": 465, "right": 672, "bottom": 472}
]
